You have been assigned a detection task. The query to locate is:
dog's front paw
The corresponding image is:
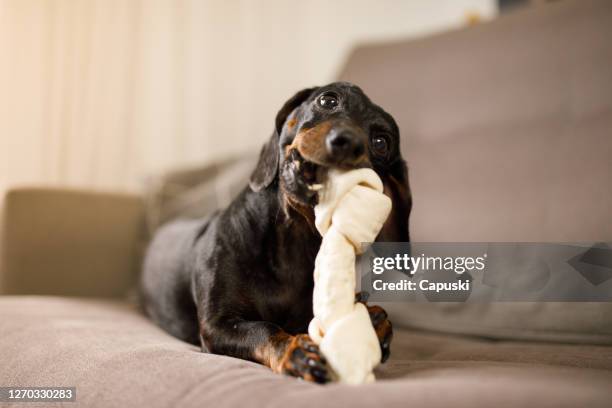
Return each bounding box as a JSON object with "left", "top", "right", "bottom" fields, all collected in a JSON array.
[
  {"left": 279, "top": 334, "right": 333, "bottom": 384},
  {"left": 356, "top": 292, "right": 393, "bottom": 363},
  {"left": 367, "top": 304, "right": 393, "bottom": 363}
]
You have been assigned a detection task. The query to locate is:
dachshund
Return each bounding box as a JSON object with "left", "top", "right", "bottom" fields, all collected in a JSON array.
[{"left": 141, "top": 82, "right": 411, "bottom": 383}]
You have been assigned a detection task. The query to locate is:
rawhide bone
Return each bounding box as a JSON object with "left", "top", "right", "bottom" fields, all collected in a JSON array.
[{"left": 308, "top": 168, "right": 392, "bottom": 384}]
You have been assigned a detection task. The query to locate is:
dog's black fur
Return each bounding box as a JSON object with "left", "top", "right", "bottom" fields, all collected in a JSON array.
[{"left": 141, "top": 82, "right": 411, "bottom": 383}]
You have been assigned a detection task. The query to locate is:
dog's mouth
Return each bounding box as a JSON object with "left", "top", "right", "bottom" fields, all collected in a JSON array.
[
  {"left": 301, "top": 158, "right": 325, "bottom": 192},
  {"left": 282, "top": 148, "right": 329, "bottom": 206},
  {"left": 283, "top": 142, "right": 371, "bottom": 209}
]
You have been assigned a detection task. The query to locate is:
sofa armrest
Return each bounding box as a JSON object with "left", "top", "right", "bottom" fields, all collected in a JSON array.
[{"left": 0, "top": 187, "right": 145, "bottom": 298}]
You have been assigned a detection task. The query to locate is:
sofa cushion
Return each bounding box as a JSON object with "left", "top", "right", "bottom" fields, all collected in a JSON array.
[
  {"left": 0, "top": 188, "right": 145, "bottom": 298},
  {"left": 339, "top": 0, "right": 612, "bottom": 242},
  {"left": 338, "top": 0, "right": 612, "bottom": 344},
  {"left": 143, "top": 155, "right": 257, "bottom": 235},
  {"left": 1, "top": 296, "right": 611, "bottom": 408}
]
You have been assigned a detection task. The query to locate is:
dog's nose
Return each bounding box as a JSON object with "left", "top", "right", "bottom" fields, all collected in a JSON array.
[{"left": 326, "top": 129, "right": 365, "bottom": 163}]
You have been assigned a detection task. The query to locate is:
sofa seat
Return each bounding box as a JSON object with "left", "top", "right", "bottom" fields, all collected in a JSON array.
[{"left": 1, "top": 296, "right": 611, "bottom": 408}]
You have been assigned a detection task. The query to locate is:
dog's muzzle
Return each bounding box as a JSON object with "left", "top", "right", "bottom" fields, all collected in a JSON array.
[
  {"left": 325, "top": 125, "right": 366, "bottom": 166},
  {"left": 290, "top": 120, "right": 368, "bottom": 169}
]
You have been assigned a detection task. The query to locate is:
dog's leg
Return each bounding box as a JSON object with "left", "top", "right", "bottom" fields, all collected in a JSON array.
[
  {"left": 355, "top": 292, "right": 393, "bottom": 363},
  {"left": 200, "top": 319, "right": 332, "bottom": 383}
]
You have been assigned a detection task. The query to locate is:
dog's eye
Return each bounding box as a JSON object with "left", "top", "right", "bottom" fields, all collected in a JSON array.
[
  {"left": 371, "top": 135, "right": 389, "bottom": 157},
  {"left": 318, "top": 92, "right": 339, "bottom": 109}
]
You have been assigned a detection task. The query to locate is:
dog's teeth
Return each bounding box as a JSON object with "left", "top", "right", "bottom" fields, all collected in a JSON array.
[
  {"left": 308, "top": 183, "right": 324, "bottom": 191},
  {"left": 293, "top": 160, "right": 300, "bottom": 170}
]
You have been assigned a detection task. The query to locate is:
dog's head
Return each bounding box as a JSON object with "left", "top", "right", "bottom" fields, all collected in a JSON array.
[{"left": 249, "top": 82, "right": 411, "bottom": 241}]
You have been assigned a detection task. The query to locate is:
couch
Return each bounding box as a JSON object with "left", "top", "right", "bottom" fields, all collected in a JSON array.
[{"left": 2, "top": 1, "right": 612, "bottom": 407}]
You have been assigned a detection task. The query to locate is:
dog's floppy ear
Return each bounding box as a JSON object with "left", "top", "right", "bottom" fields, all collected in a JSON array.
[
  {"left": 249, "top": 134, "right": 279, "bottom": 192},
  {"left": 249, "top": 87, "right": 318, "bottom": 192},
  {"left": 380, "top": 160, "right": 412, "bottom": 242}
]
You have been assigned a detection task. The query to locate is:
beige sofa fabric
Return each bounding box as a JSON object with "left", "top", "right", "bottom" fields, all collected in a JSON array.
[
  {"left": 339, "top": 0, "right": 612, "bottom": 242},
  {"left": 389, "top": 302, "right": 612, "bottom": 345},
  {"left": 0, "top": 188, "right": 145, "bottom": 298},
  {"left": 337, "top": 0, "right": 612, "bottom": 343},
  {"left": 2, "top": 296, "right": 611, "bottom": 408},
  {"left": 143, "top": 155, "right": 257, "bottom": 234}
]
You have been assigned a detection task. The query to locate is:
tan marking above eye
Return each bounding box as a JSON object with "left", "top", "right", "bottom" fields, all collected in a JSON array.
[{"left": 286, "top": 117, "right": 298, "bottom": 130}]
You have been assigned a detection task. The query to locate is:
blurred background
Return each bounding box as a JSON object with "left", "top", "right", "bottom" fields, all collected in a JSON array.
[{"left": 0, "top": 0, "right": 503, "bottom": 194}]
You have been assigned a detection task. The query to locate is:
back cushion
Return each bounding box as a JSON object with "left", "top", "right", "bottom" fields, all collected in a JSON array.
[{"left": 338, "top": 0, "right": 612, "bottom": 343}]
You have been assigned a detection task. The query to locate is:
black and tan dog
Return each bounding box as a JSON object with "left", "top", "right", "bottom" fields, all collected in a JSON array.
[{"left": 141, "top": 82, "right": 411, "bottom": 383}]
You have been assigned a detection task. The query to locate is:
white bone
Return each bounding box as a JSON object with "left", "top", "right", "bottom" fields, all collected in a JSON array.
[
  {"left": 309, "top": 168, "right": 391, "bottom": 384},
  {"left": 307, "top": 183, "right": 324, "bottom": 191}
]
